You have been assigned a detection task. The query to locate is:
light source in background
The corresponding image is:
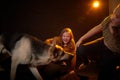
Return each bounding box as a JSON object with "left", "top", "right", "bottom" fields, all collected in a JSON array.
[
  {"left": 92, "top": 0, "right": 100, "bottom": 8},
  {"left": 86, "top": 0, "right": 101, "bottom": 15}
]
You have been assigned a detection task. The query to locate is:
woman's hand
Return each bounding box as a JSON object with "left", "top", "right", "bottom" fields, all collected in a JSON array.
[{"left": 76, "top": 38, "right": 83, "bottom": 48}]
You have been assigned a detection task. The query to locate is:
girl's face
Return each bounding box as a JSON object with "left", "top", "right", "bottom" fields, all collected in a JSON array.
[{"left": 61, "top": 32, "right": 71, "bottom": 44}]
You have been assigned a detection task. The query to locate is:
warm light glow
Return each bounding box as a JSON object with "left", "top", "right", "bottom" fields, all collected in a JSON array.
[{"left": 93, "top": 1, "right": 100, "bottom": 8}]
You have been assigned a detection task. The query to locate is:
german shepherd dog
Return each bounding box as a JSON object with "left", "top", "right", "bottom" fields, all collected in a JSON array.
[{"left": 0, "top": 33, "right": 74, "bottom": 80}]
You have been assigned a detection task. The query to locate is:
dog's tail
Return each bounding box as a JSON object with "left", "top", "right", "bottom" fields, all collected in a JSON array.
[
  {"left": 0, "top": 35, "right": 11, "bottom": 56},
  {"left": 0, "top": 44, "right": 11, "bottom": 64},
  {"left": 0, "top": 47, "right": 11, "bottom": 56}
]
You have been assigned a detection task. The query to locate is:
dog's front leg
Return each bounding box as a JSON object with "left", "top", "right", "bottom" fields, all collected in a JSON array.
[
  {"left": 11, "top": 59, "right": 19, "bottom": 80},
  {"left": 29, "top": 66, "right": 43, "bottom": 80}
]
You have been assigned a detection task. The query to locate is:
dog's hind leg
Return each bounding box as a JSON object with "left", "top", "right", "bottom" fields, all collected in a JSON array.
[{"left": 29, "top": 66, "right": 43, "bottom": 80}]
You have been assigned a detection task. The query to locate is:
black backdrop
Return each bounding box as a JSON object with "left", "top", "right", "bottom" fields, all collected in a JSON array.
[{"left": 0, "top": 0, "right": 109, "bottom": 42}]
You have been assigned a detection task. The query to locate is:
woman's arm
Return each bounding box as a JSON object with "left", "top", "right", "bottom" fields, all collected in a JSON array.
[{"left": 76, "top": 24, "right": 102, "bottom": 47}]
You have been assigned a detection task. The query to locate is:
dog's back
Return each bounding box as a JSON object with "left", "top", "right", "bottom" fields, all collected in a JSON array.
[{"left": 1, "top": 33, "right": 25, "bottom": 52}]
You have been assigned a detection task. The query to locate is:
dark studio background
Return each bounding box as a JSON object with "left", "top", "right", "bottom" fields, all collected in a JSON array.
[
  {"left": 0, "top": 0, "right": 109, "bottom": 42},
  {"left": 0, "top": 0, "right": 109, "bottom": 80}
]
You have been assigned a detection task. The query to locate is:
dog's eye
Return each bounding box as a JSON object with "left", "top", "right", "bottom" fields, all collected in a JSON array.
[
  {"left": 53, "top": 49, "right": 64, "bottom": 58},
  {"left": 53, "top": 45, "right": 64, "bottom": 58},
  {"left": 54, "top": 52, "right": 58, "bottom": 58},
  {"left": 59, "top": 51, "right": 64, "bottom": 56}
]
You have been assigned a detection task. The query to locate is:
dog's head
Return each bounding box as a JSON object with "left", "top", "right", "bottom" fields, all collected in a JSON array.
[
  {"left": 48, "top": 39, "right": 74, "bottom": 62},
  {"left": 30, "top": 37, "right": 74, "bottom": 66}
]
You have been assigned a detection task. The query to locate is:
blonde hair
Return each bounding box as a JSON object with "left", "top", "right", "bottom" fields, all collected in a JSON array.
[
  {"left": 59, "top": 27, "right": 75, "bottom": 51},
  {"left": 113, "top": 4, "right": 120, "bottom": 17},
  {"left": 59, "top": 28, "right": 74, "bottom": 41}
]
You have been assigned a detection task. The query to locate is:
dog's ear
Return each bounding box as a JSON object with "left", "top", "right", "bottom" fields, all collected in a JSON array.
[
  {"left": 51, "top": 38, "right": 56, "bottom": 47},
  {"left": 49, "top": 38, "right": 56, "bottom": 52}
]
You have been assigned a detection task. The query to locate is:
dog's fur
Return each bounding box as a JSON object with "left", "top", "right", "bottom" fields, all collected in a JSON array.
[{"left": 0, "top": 33, "right": 74, "bottom": 80}]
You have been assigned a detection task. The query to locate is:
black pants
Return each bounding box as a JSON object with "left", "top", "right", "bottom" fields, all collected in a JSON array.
[
  {"left": 76, "top": 38, "right": 120, "bottom": 80},
  {"left": 98, "top": 47, "right": 120, "bottom": 80},
  {"left": 76, "top": 38, "right": 104, "bottom": 67}
]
